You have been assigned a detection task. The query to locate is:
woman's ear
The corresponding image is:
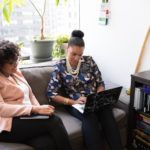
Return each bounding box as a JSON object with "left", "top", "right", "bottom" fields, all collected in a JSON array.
[{"left": 66, "top": 46, "right": 70, "bottom": 54}]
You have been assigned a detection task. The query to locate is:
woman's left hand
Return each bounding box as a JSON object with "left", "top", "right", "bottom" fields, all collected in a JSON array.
[{"left": 32, "top": 105, "right": 55, "bottom": 115}]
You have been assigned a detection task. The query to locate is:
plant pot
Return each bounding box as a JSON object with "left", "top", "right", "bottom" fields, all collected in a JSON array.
[{"left": 30, "top": 39, "right": 54, "bottom": 62}]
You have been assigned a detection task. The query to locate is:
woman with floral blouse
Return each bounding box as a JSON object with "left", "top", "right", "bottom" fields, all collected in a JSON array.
[{"left": 47, "top": 30, "right": 123, "bottom": 150}]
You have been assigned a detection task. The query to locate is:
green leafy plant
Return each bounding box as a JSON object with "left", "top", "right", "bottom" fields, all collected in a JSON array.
[
  {"left": 0, "top": 0, "right": 25, "bottom": 23},
  {"left": 0, "top": 0, "right": 67, "bottom": 40},
  {"left": 52, "top": 35, "right": 69, "bottom": 58}
]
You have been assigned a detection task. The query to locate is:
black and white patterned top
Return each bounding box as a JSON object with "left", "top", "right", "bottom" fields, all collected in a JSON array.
[{"left": 47, "top": 56, "right": 104, "bottom": 100}]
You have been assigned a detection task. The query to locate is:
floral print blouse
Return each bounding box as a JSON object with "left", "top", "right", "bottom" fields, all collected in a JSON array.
[{"left": 47, "top": 56, "right": 104, "bottom": 100}]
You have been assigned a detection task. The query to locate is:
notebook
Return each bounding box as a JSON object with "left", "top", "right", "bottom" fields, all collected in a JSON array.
[
  {"left": 72, "top": 86, "right": 122, "bottom": 114},
  {"left": 20, "top": 114, "right": 50, "bottom": 119}
]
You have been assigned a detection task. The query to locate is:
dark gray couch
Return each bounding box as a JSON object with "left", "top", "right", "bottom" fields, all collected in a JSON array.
[{"left": 0, "top": 64, "right": 129, "bottom": 150}]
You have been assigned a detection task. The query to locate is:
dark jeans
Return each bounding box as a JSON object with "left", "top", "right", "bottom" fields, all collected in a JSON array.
[
  {"left": 0, "top": 115, "right": 72, "bottom": 150},
  {"left": 65, "top": 106, "right": 123, "bottom": 150}
]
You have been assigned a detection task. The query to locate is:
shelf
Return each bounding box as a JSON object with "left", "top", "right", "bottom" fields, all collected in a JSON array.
[
  {"left": 132, "top": 70, "right": 150, "bottom": 85},
  {"left": 128, "top": 70, "right": 150, "bottom": 149}
]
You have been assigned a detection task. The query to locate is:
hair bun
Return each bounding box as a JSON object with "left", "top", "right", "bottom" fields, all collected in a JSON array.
[{"left": 71, "top": 30, "right": 84, "bottom": 39}]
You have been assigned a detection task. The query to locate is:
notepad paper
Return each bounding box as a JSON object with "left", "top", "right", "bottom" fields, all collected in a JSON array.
[{"left": 72, "top": 104, "right": 85, "bottom": 114}]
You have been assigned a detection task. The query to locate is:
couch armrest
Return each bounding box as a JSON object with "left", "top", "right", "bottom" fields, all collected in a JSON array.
[
  {"left": 115, "top": 88, "right": 130, "bottom": 114},
  {"left": 115, "top": 100, "right": 129, "bottom": 115}
]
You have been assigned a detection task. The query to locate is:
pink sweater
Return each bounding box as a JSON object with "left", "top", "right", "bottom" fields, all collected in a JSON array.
[{"left": 0, "top": 69, "right": 40, "bottom": 132}]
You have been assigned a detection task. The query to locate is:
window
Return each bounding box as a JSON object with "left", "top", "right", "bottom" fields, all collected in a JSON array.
[{"left": 0, "top": 0, "right": 80, "bottom": 56}]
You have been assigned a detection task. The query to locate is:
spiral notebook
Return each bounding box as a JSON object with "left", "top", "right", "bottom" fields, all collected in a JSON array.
[{"left": 72, "top": 86, "right": 122, "bottom": 114}]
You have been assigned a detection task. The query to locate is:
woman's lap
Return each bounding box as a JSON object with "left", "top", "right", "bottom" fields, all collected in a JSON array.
[
  {"left": 0, "top": 115, "right": 60, "bottom": 142},
  {"left": 65, "top": 105, "right": 123, "bottom": 150}
]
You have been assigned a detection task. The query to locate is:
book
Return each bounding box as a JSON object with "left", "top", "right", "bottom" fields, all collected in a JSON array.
[
  {"left": 20, "top": 114, "right": 49, "bottom": 119},
  {"left": 138, "top": 111, "right": 150, "bottom": 118},
  {"left": 134, "top": 87, "right": 143, "bottom": 110},
  {"left": 139, "top": 113, "right": 150, "bottom": 125},
  {"left": 134, "top": 129, "right": 150, "bottom": 142},
  {"left": 143, "top": 86, "right": 150, "bottom": 94},
  {"left": 142, "top": 86, "right": 150, "bottom": 112},
  {"left": 134, "top": 134, "right": 150, "bottom": 147},
  {"left": 136, "top": 120, "right": 150, "bottom": 135}
]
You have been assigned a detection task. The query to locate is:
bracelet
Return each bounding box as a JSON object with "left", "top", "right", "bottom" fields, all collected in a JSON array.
[{"left": 64, "top": 98, "right": 69, "bottom": 105}]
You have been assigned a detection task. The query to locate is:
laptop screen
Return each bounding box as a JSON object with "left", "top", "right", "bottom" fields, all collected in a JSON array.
[{"left": 84, "top": 86, "right": 122, "bottom": 114}]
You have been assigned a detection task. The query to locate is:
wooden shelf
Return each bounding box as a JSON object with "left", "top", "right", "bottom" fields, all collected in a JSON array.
[{"left": 127, "top": 70, "right": 150, "bottom": 149}]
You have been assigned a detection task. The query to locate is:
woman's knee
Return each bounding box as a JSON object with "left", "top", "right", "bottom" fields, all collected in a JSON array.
[
  {"left": 51, "top": 115, "right": 63, "bottom": 124},
  {"left": 83, "top": 113, "right": 97, "bottom": 122},
  {"left": 47, "top": 115, "right": 64, "bottom": 129}
]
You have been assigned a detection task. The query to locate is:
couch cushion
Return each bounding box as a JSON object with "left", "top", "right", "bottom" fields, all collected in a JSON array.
[
  {"left": 21, "top": 66, "right": 54, "bottom": 105},
  {"left": 55, "top": 107, "right": 84, "bottom": 150},
  {"left": 55, "top": 108, "right": 82, "bottom": 140},
  {"left": 113, "top": 107, "right": 126, "bottom": 122},
  {"left": 0, "top": 142, "right": 33, "bottom": 150}
]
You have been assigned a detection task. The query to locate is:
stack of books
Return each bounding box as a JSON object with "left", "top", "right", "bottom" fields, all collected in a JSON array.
[
  {"left": 134, "top": 86, "right": 150, "bottom": 112},
  {"left": 133, "top": 86, "right": 150, "bottom": 149},
  {"left": 133, "top": 112, "right": 150, "bottom": 149}
]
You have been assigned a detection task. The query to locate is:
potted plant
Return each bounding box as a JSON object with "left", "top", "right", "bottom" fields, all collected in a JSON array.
[
  {"left": 52, "top": 35, "right": 69, "bottom": 59},
  {"left": 0, "top": 0, "right": 66, "bottom": 62},
  {"left": 28, "top": 0, "right": 55, "bottom": 62}
]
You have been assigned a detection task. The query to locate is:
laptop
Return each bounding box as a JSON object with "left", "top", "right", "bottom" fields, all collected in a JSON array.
[{"left": 72, "top": 86, "right": 122, "bottom": 114}]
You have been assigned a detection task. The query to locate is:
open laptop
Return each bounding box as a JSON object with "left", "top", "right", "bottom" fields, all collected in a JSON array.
[{"left": 72, "top": 86, "right": 122, "bottom": 114}]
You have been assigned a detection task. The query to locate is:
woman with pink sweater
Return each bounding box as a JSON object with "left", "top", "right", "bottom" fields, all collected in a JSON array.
[{"left": 0, "top": 40, "right": 72, "bottom": 150}]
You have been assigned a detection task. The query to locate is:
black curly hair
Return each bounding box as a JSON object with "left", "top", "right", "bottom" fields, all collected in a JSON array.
[
  {"left": 0, "top": 40, "right": 20, "bottom": 67},
  {"left": 68, "top": 30, "right": 85, "bottom": 47}
]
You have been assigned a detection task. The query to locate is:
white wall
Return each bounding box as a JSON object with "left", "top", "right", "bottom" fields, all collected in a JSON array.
[
  {"left": 139, "top": 31, "right": 150, "bottom": 71},
  {"left": 80, "top": 0, "right": 150, "bottom": 88}
]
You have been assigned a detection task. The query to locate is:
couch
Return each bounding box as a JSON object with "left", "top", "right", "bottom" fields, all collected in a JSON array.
[{"left": 0, "top": 63, "right": 129, "bottom": 150}]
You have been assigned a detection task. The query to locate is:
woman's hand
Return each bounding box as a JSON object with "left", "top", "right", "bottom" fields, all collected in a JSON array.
[
  {"left": 74, "top": 96, "right": 87, "bottom": 105},
  {"left": 97, "top": 86, "right": 105, "bottom": 93},
  {"left": 32, "top": 105, "right": 55, "bottom": 115}
]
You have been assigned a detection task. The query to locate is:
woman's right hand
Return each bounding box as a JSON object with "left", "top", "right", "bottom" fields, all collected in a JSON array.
[
  {"left": 74, "top": 96, "right": 87, "bottom": 105},
  {"left": 32, "top": 105, "right": 55, "bottom": 115}
]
